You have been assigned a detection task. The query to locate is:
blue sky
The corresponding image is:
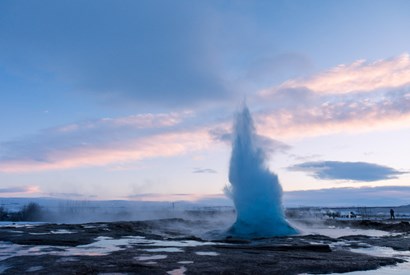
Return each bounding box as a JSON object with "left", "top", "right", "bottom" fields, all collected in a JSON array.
[{"left": 1, "top": 0, "right": 410, "bottom": 205}]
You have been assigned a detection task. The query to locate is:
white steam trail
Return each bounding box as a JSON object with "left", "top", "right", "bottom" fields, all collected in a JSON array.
[{"left": 227, "top": 104, "right": 297, "bottom": 237}]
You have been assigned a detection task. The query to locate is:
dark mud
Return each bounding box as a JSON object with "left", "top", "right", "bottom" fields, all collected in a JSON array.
[{"left": 0, "top": 219, "right": 408, "bottom": 274}]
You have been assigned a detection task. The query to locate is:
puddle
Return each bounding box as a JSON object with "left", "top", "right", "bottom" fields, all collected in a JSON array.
[
  {"left": 300, "top": 227, "right": 395, "bottom": 238},
  {"left": 144, "top": 261, "right": 158, "bottom": 265},
  {"left": 6, "top": 230, "right": 23, "bottom": 234},
  {"left": 350, "top": 246, "right": 410, "bottom": 258},
  {"left": 147, "top": 240, "right": 214, "bottom": 247},
  {"left": 329, "top": 240, "right": 356, "bottom": 249},
  {"left": 56, "top": 257, "right": 79, "bottom": 263},
  {"left": 0, "top": 237, "right": 138, "bottom": 260},
  {"left": 0, "top": 242, "right": 71, "bottom": 261},
  {"left": 328, "top": 261, "right": 410, "bottom": 275},
  {"left": 26, "top": 266, "right": 44, "bottom": 272},
  {"left": 0, "top": 235, "right": 214, "bottom": 260},
  {"left": 325, "top": 246, "right": 410, "bottom": 275},
  {"left": 167, "top": 266, "right": 187, "bottom": 275},
  {"left": 0, "top": 222, "right": 44, "bottom": 228},
  {"left": 195, "top": 251, "right": 219, "bottom": 256},
  {"left": 142, "top": 247, "right": 183, "bottom": 253},
  {"left": 51, "top": 229, "right": 76, "bottom": 234},
  {"left": 82, "top": 225, "right": 97, "bottom": 229},
  {"left": 136, "top": 255, "right": 168, "bottom": 261}
]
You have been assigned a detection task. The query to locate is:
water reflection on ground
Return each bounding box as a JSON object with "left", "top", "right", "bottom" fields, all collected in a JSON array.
[
  {"left": 1, "top": 219, "right": 410, "bottom": 274},
  {"left": 327, "top": 246, "right": 410, "bottom": 275},
  {"left": 299, "top": 225, "right": 397, "bottom": 238},
  {"left": 0, "top": 236, "right": 216, "bottom": 261}
]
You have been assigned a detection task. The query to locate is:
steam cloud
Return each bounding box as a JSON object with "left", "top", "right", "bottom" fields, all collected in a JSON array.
[{"left": 227, "top": 104, "right": 297, "bottom": 237}]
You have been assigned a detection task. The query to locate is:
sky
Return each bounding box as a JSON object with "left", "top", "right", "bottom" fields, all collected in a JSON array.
[{"left": 1, "top": 0, "right": 410, "bottom": 206}]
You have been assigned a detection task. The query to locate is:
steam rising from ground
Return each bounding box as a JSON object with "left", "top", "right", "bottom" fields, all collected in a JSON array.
[{"left": 227, "top": 104, "right": 297, "bottom": 237}]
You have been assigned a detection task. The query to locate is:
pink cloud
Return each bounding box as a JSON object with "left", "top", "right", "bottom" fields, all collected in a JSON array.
[
  {"left": 256, "top": 90, "right": 410, "bottom": 138},
  {"left": 263, "top": 53, "right": 410, "bottom": 95},
  {"left": 0, "top": 185, "right": 40, "bottom": 194},
  {"left": 98, "top": 111, "right": 192, "bottom": 128},
  {"left": 254, "top": 53, "right": 410, "bottom": 138},
  {"left": 0, "top": 129, "right": 212, "bottom": 173},
  {"left": 3, "top": 54, "right": 410, "bottom": 173},
  {"left": 54, "top": 111, "right": 191, "bottom": 133},
  {"left": 0, "top": 110, "right": 209, "bottom": 173}
]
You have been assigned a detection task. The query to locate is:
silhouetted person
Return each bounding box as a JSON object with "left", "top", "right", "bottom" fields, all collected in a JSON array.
[{"left": 390, "top": 209, "right": 395, "bottom": 220}]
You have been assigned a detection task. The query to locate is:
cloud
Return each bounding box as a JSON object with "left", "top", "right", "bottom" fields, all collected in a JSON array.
[
  {"left": 289, "top": 161, "right": 406, "bottom": 182},
  {"left": 0, "top": 0, "right": 231, "bottom": 107},
  {"left": 257, "top": 86, "right": 410, "bottom": 138},
  {"left": 126, "top": 193, "right": 205, "bottom": 202},
  {"left": 0, "top": 130, "right": 212, "bottom": 173},
  {"left": 0, "top": 186, "right": 39, "bottom": 194},
  {"left": 0, "top": 112, "right": 213, "bottom": 172},
  {"left": 2, "top": 54, "right": 410, "bottom": 173},
  {"left": 192, "top": 168, "right": 217, "bottom": 174},
  {"left": 1, "top": 112, "right": 189, "bottom": 158},
  {"left": 255, "top": 54, "right": 410, "bottom": 138},
  {"left": 284, "top": 186, "right": 410, "bottom": 207},
  {"left": 0, "top": 106, "right": 290, "bottom": 173},
  {"left": 271, "top": 53, "right": 410, "bottom": 95},
  {"left": 45, "top": 192, "right": 97, "bottom": 199}
]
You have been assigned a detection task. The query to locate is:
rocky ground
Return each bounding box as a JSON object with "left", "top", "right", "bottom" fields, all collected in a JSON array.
[{"left": 0, "top": 219, "right": 409, "bottom": 274}]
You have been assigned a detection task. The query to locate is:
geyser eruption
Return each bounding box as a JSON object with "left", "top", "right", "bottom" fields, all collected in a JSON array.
[{"left": 227, "top": 104, "right": 297, "bottom": 238}]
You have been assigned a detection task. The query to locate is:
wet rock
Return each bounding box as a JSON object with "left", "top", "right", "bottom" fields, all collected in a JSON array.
[
  {"left": 222, "top": 237, "right": 251, "bottom": 244},
  {"left": 217, "top": 244, "right": 332, "bottom": 252},
  {"left": 325, "top": 219, "right": 410, "bottom": 233},
  {"left": 0, "top": 219, "right": 407, "bottom": 274}
]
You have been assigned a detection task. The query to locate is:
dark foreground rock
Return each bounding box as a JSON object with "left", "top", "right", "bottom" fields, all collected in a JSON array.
[
  {"left": 2, "top": 246, "right": 401, "bottom": 275},
  {"left": 0, "top": 219, "right": 406, "bottom": 274}
]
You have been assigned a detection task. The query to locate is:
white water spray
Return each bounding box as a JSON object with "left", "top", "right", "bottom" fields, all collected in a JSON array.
[{"left": 227, "top": 104, "right": 297, "bottom": 237}]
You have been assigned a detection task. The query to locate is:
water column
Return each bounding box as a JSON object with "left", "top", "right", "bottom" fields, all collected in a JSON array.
[{"left": 227, "top": 104, "right": 297, "bottom": 237}]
